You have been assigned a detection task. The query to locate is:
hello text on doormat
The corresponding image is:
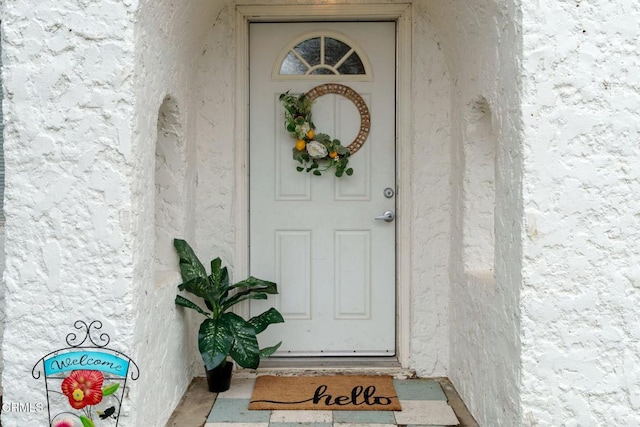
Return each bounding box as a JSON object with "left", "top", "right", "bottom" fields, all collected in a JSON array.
[{"left": 248, "top": 375, "right": 401, "bottom": 411}]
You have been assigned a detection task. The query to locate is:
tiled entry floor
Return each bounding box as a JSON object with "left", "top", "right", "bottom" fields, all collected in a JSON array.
[
  {"left": 206, "top": 377, "right": 459, "bottom": 427},
  {"left": 167, "top": 377, "right": 478, "bottom": 427}
]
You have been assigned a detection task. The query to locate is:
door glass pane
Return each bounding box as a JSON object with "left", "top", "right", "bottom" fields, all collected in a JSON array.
[
  {"left": 337, "top": 52, "right": 365, "bottom": 75},
  {"left": 294, "top": 37, "right": 321, "bottom": 67},
  {"left": 280, "top": 52, "right": 308, "bottom": 75},
  {"left": 310, "top": 68, "right": 336, "bottom": 75},
  {"left": 324, "top": 37, "right": 351, "bottom": 66}
]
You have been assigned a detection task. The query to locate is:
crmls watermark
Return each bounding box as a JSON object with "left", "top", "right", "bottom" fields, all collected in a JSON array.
[{"left": 1, "top": 402, "right": 45, "bottom": 412}]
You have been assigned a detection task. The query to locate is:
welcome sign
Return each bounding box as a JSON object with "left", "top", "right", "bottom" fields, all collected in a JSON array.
[
  {"left": 44, "top": 351, "right": 130, "bottom": 376},
  {"left": 248, "top": 375, "right": 402, "bottom": 411},
  {"left": 32, "top": 320, "right": 139, "bottom": 427}
]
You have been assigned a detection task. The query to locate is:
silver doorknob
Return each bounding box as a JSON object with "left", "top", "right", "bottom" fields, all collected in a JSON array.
[{"left": 374, "top": 210, "right": 395, "bottom": 222}]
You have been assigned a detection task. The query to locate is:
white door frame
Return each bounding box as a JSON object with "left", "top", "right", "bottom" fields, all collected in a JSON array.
[{"left": 234, "top": 3, "right": 413, "bottom": 368}]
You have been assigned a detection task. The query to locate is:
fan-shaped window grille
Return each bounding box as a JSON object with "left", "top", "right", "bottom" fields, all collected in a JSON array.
[{"left": 274, "top": 31, "right": 372, "bottom": 81}]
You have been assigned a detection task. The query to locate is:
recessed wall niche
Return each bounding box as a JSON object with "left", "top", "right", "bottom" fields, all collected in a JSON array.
[
  {"left": 155, "top": 96, "right": 186, "bottom": 274},
  {"left": 463, "top": 97, "right": 496, "bottom": 280}
]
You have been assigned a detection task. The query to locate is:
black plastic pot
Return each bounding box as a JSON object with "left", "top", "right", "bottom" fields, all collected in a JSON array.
[{"left": 205, "top": 361, "right": 233, "bottom": 393}]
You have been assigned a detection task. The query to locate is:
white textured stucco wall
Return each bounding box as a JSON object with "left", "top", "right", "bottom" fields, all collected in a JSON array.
[
  {"left": 129, "top": 1, "right": 220, "bottom": 425},
  {"left": 0, "top": 0, "right": 224, "bottom": 425},
  {"left": 520, "top": 1, "right": 640, "bottom": 425},
  {"left": 434, "top": 0, "right": 523, "bottom": 425},
  {"left": 1, "top": 1, "right": 138, "bottom": 425},
  {"left": 408, "top": 2, "right": 453, "bottom": 379},
  {"left": 194, "top": 3, "right": 238, "bottom": 269},
  {"left": 0, "top": 227, "right": 4, "bottom": 382}
]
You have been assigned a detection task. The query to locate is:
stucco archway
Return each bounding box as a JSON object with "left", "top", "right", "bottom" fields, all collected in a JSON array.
[{"left": 179, "top": 2, "right": 521, "bottom": 426}]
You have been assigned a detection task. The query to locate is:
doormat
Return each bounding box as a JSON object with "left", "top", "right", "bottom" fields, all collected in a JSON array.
[{"left": 248, "top": 375, "right": 402, "bottom": 411}]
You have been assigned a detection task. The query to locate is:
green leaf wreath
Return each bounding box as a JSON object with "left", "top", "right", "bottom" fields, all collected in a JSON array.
[{"left": 279, "top": 91, "right": 354, "bottom": 177}]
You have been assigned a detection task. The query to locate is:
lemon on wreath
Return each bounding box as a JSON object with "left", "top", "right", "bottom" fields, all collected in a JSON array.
[{"left": 295, "top": 139, "right": 306, "bottom": 151}]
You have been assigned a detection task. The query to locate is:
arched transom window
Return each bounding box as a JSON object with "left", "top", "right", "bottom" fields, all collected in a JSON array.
[{"left": 273, "top": 31, "right": 372, "bottom": 80}]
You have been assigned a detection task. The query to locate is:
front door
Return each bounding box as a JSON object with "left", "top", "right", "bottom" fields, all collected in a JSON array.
[{"left": 249, "top": 22, "right": 396, "bottom": 355}]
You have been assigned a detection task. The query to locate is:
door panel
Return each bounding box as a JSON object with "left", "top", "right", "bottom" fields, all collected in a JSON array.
[{"left": 249, "top": 22, "right": 396, "bottom": 355}]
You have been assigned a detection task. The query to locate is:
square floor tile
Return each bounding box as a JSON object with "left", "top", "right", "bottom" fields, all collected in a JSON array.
[
  {"left": 270, "top": 424, "right": 331, "bottom": 427},
  {"left": 393, "top": 379, "right": 447, "bottom": 401},
  {"left": 394, "top": 400, "right": 459, "bottom": 426},
  {"left": 207, "top": 398, "right": 271, "bottom": 423},
  {"left": 270, "top": 409, "right": 333, "bottom": 423},
  {"left": 334, "top": 424, "right": 396, "bottom": 427},
  {"left": 205, "top": 423, "right": 269, "bottom": 427},
  {"left": 333, "top": 410, "right": 396, "bottom": 424},
  {"left": 217, "top": 378, "right": 256, "bottom": 399}
]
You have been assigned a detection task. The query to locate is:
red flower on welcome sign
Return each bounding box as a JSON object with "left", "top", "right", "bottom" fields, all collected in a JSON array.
[{"left": 61, "top": 370, "right": 104, "bottom": 409}]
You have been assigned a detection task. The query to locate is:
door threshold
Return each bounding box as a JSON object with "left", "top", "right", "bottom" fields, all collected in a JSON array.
[{"left": 235, "top": 357, "right": 416, "bottom": 379}]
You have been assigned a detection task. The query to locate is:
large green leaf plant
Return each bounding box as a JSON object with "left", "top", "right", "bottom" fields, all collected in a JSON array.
[{"left": 174, "top": 239, "right": 284, "bottom": 370}]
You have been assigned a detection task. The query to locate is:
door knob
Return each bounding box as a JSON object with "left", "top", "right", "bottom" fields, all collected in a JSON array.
[{"left": 374, "top": 210, "right": 395, "bottom": 222}]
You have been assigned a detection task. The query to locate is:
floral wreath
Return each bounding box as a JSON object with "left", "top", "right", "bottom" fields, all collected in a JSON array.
[{"left": 280, "top": 84, "right": 370, "bottom": 177}]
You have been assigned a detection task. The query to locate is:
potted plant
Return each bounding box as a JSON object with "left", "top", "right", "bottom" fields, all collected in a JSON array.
[{"left": 173, "top": 238, "right": 284, "bottom": 392}]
